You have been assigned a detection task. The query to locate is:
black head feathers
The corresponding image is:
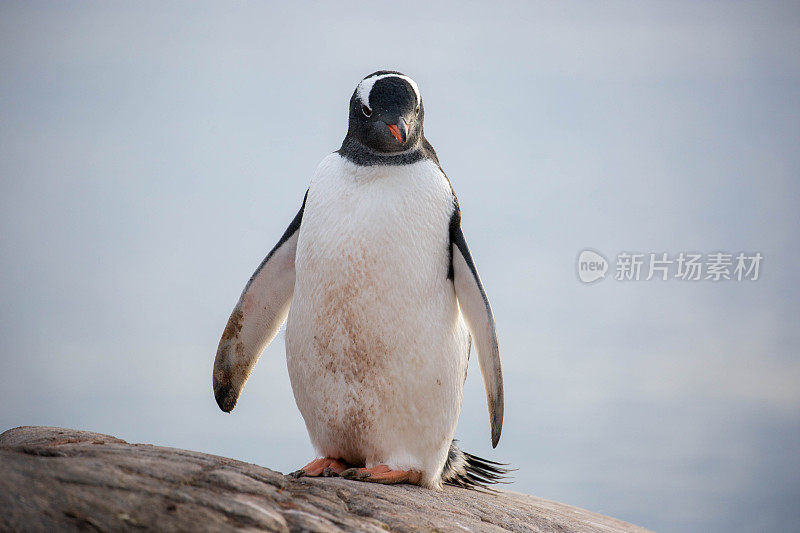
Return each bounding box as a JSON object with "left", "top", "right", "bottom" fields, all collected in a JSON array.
[{"left": 338, "top": 70, "right": 439, "bottom": 167}]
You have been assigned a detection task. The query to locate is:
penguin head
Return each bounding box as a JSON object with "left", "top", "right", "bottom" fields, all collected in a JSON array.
[{"left": 347, "top": 71, "right": 424, "bottom": 153}]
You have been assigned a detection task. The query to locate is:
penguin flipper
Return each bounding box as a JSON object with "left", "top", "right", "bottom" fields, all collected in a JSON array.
[
  {"left": 213, "top": 192, "right": 307, "bottom": 412},
  {"left": 450, "top": 207, "right": 504, "bottom": 448}
]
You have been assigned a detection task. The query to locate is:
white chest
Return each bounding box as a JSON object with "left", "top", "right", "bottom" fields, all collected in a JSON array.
[
  {"left": 294, "top": 154, "right": 455, "bottom": 298},
  {"left": 284, "top": 153, "right": 468, "bottom": 472}
]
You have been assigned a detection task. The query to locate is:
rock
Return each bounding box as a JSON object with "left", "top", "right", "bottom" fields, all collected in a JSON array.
[{"left": 0, "top": 426, "right": 649, "bottom": 532}]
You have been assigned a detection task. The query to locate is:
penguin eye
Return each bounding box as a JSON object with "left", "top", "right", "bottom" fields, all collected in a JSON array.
[
  {"left": 361, "top": 104, "right": 372, "bottom": 117},
  {"left": 415, "top": 104, "right": 420, "bottom": 115}
]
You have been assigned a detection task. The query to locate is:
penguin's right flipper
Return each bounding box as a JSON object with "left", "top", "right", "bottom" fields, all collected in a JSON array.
[
  {"left": 449, "top": 202, "right": 504, "bottom": 448},
  {"left": 212, "top": 191, "right": 307, "bottom": 412}
]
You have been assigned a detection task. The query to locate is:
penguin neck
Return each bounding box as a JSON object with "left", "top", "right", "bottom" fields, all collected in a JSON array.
[{"left": 337, "top": 134, "right": 439, "bottom": 167}]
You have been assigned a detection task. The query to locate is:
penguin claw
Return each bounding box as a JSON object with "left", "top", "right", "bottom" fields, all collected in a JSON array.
[
  {"left": 340, "top": 465, "right": 422, "bottom": 485},
  {"left": 340, "top": 467, "right": 369, "bottom": 480},
  {"left": 292, "top": 457, "right": 348, "bottom": 478}
]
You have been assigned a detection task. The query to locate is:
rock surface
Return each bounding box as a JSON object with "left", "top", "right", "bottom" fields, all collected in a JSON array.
[{"left": 0, "top": 426, "right": 649, "bottom": 532}]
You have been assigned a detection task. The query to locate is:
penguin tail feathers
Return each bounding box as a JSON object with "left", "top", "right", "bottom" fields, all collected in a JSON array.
[{"left": 441, "top": 440, "right": 513, "bottom": 490}]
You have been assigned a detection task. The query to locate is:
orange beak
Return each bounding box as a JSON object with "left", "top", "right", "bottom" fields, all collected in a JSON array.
[{"left": 387, "top": 119, "right": 409, "bottom": 144}]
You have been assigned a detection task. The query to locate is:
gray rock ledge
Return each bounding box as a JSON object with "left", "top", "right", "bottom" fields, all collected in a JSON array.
[{"left": 0, "top": 426, "right": 650, "bottom": 532}]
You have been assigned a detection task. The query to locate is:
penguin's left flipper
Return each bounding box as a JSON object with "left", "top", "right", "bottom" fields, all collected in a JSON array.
[
  {"left": 450, "top": 206, "right": 504, "bottom": 448},
  {"left": 212, "top": 192, "right": 308, "bottom": 413}
]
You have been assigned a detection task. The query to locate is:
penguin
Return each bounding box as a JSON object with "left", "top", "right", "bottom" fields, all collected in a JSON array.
[{"left": 213, "top": 70, "right": 507, "bottom": 489}]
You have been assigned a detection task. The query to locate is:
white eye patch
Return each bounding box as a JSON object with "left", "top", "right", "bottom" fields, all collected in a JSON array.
[{"left": 356, "top": 73, "right": 421, "bottom": 111}]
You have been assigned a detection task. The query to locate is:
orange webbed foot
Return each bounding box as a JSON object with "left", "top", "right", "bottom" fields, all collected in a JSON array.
[
  {"left": 340, "top": 464, "right": 422, "bottom": 485},
  {"left": 290, "top": 457, "right": 349, "bottom": 478}
]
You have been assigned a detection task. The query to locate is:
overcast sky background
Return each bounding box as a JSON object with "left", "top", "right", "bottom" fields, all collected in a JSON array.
[{"left": 2, "top": 2, "right": 799, "bottom": 532}]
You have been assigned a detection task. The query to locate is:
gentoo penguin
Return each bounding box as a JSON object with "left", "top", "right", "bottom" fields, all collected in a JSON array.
[{"left": 213, "top": 70, "right": 506, "bottom": 489}]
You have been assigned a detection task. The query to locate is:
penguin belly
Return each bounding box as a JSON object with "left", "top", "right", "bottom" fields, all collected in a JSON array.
[{"left": 285, "top": 154, "right": 469, "bottom": 488}]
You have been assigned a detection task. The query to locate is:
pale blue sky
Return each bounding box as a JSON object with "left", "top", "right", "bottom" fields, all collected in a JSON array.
[{"left": 1, "top": 2, "right": 799, "bottom": 531}]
